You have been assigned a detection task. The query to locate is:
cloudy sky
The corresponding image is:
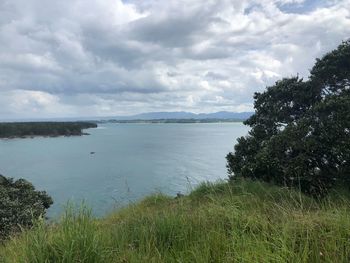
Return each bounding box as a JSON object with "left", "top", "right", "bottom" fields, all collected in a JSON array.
[{"left": 0, "top": 0, "right": 349, "bottom": 119}]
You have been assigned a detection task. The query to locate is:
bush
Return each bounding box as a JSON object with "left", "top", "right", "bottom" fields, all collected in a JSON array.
[
  {"left": 227, "top": 40, "right": 350, "bottom": 196},
  {"left": 0, "top": 174, "right": 53, "bottom": 240}
]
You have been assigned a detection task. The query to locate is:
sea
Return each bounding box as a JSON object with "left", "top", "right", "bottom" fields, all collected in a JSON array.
[{"left": 0, "top": 123, "right": 249, "bottom": 217}]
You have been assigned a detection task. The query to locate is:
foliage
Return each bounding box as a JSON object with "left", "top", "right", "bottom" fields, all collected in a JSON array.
[
  {"left": 227, "top": 40, "right": 350, "bottom": 196},
  {"left": 0, "top": 175, "right": 53, "bottom": 240},
  {"left": 0, "top": 122, "right": 97, "bottom": 138},
  {"left": 1, "top": 180, "right": 350, "bottom": 262}
]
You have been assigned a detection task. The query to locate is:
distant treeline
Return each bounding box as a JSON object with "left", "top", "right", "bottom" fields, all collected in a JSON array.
[
  {"left": 0, "top": 122, "right": 97, "bottom": 138},
  {"left": 102, "top": 118, "right": 244, "bottom": 124}
]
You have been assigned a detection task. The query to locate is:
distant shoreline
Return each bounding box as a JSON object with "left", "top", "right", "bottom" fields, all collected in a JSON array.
[
  {"left": 99, "top": 118, "right": 245, "bottom": 124},
  {"left": 0, "top": 132, "right": 91, "bottom": 140},
  {"left": 0, "top": 122, "right": 97, "bottom": 139}
]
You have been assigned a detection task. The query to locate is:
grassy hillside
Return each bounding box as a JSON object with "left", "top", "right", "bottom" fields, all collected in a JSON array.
[{"left": 1, "top": 179, "right": 350, "bottom": 262}]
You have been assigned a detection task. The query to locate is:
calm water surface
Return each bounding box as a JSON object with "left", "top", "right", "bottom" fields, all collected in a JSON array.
[{"left": 0, "top": 123, "right": 249, "bottom": 217}]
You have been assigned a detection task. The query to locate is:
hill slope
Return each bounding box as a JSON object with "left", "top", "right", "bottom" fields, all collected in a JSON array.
[{"left": 1, "top": 180, "right": 350, "bottom": 262}]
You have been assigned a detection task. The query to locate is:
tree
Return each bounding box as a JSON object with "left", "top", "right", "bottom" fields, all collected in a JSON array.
[
  {"left": 227, "top": 40, "right": 350, "bottom": 196},
  {"left": 0, "top": 175, "right": 53, "bottom": 240}
]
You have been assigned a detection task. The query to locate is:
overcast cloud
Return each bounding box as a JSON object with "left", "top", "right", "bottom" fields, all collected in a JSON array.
[{"left": 0, "top": 0, "right": 349, "bottom": 119}]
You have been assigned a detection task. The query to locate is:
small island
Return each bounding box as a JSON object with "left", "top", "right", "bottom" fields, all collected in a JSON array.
[{"left": 0, "top": 122, "right": 97, "bottom": 139}]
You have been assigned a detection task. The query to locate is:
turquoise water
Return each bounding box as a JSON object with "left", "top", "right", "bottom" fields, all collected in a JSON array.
[{"left": 0, "top": 123, "right": 249, "bottom": 217}]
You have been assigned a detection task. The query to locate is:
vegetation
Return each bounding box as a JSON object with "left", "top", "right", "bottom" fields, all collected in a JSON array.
[
  {"left": 0, "top": 180, "right": 349, "bottom": 262},
  {"left": 0, "top": 122, "right": 97, "bottom": 138},
  {"left": 227, "top": 40, "right": 350, "bottom": 196},
  {"left": 0, "top": 175, "right": 53, "bottom": 240}
]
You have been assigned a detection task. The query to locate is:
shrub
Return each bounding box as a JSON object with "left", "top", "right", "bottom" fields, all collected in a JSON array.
[{"left": 0, "top": 174, "right": 53, "bottom": 240}]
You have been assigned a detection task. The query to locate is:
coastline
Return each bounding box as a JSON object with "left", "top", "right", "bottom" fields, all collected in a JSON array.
[{"left": 0, "top": 132, "right": 90, "bottom": 140}]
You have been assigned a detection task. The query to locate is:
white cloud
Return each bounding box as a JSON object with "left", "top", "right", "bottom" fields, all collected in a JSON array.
[{"left": 0, "top": 0, "right": 349, "bottom": 118}]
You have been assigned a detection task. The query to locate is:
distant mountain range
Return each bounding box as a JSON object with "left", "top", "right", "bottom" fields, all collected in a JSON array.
[
  {"left": 111, "top": 111, "right": 254, "bottom": 121},
  {"left": 0, "top": 111, "right": 254, "bottom": 122}
]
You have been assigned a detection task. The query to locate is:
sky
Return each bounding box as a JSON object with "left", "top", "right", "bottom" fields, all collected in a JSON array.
[{"left": 0, "top": 0, "right": 349, "bottom": 119}]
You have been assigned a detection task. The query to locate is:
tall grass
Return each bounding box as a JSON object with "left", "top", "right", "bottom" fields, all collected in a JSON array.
[{"left": 1, "top": 179, "right": 350, "bottom": 262}]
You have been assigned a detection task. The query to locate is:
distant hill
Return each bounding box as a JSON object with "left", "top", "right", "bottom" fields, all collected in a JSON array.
[
  {"left": 0, "top": 111, "right": 254, "bottom": 123},
  {"left": 113, "top": 111, "right": 253, "bottom": 121}
]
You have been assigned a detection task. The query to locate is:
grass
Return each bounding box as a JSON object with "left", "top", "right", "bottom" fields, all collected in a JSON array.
[{"left": 1, "top": 179, "right": 350, "bottom": 262}]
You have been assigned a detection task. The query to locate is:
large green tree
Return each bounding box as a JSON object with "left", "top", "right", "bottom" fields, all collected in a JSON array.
[{"left": 227, "top": 40, "right": 350, "bottom": 196}]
